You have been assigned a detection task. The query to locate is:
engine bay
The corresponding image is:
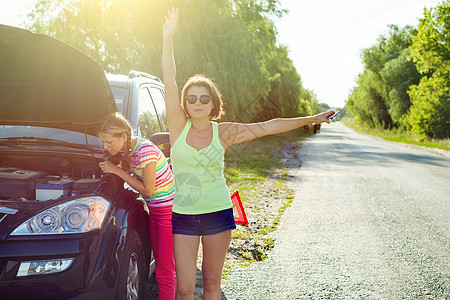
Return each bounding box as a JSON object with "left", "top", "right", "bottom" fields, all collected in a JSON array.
[{"left": 0, "top": 153, "right": 104, "bottom": 201}]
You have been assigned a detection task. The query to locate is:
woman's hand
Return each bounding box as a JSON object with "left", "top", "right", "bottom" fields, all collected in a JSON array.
[
  {"left": 313, "top": 110, "right": 335, "bottom": 124},
  {"left": 99, "top": 161, "right": 122, "bottom": 175},
  {"left": 163, "top": 7, "right": 179, "bottom": 38}
]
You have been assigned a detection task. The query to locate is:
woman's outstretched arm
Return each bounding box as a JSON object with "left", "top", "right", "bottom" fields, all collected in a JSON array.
[
  {"left": 162, "top": 7, "right": 186, "bottom": 144},
  {"left": 219, "top": 110, "right": 335, "bottom": 149}
]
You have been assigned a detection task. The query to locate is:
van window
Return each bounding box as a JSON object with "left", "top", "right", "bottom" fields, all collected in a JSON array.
[
  {"left": 110, "top": 86, "right": 127, "bottom": 115},
  {"left": 137, "top": 87, "right": 162, "bottom": 139},
  {"left": 148, "top": 87, "right": 167, "bottom": 131}
]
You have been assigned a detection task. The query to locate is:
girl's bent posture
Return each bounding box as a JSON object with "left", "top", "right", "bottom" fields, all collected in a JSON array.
[
  {"left": 98, "top": 112, "right": 176, "bottom": 300},
  {"left": 163, "top": 7, "right": 334, "bottom": 300}
]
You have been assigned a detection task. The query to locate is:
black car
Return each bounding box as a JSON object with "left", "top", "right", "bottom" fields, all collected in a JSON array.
[{"left": 0, "top": 25, "right": 166, "bottom": 299}]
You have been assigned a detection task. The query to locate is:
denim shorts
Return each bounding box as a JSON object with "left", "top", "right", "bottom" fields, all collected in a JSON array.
[{"left": 172, "top": 208, "right": 236, "bottom": 236}]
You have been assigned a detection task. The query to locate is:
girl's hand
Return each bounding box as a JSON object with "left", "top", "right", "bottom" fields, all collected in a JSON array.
[
  {"left": 163, "top": 7, "right": 179, "bottom": 38},
  {"left": 99, "top": 161, "right": 122, "bottom": 175}
]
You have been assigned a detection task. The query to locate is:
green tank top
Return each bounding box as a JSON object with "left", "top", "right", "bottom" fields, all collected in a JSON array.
[{"left": 170, "top": 119, "right": 232, "bottom": 214}]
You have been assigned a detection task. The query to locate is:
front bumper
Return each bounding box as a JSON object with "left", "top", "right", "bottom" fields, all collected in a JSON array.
[{"left": 0, "top": 228, "right": 124, "bottom": 300}]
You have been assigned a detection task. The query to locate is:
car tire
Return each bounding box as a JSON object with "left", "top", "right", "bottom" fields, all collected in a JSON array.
[{"left": 114, "top": 230, "right": 148, "bottom": 300}]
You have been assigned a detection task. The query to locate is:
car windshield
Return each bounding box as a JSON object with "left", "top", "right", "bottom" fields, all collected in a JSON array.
[{"left": 0, "top": 126, "right": 102, "bottom": 150}]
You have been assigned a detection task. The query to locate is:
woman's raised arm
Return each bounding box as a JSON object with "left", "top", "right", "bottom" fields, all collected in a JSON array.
[{"left": 162, "top": 7, "right": 186, "bottom": 143}]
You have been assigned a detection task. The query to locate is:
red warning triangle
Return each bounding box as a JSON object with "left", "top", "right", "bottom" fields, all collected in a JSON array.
[{"left": 231, "top": 191, "right": 248, "bottom": 225}]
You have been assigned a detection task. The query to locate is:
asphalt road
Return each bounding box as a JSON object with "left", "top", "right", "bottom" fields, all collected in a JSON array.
[{"left": 221, "top": 122, "right": 450, "bottom": 299}]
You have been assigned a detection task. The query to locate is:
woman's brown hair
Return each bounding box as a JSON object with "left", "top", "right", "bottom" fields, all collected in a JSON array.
[
  {"left": 180, "top": 74, "right": 225, "bottom": 120},
  {"left": 98, "top": 112, "right": 133, "bottom": 171}
]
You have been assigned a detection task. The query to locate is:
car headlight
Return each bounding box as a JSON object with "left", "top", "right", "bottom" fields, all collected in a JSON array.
[{"left": 11, "top": 196, "right": 110, "bottom": 235}]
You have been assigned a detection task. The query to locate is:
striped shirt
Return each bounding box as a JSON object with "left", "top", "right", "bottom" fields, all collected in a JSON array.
[{"left": 129, "top": 137, "right": 175, "bottom": 207}]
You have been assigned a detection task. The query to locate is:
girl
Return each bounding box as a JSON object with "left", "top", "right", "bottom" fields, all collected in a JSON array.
[
  {"left": 98, "top": 112, "right": 176, "bottom": 300},
  {"left": 163, "top": 8, "right": 335, "bottom": 300}
]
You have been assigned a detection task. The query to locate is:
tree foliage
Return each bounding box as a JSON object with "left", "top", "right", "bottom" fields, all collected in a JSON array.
[
  {"left": 346, "top": 0, "right": 449, "bottom": 138},
  {"left": 347, "top": 25, "right": 418, "bottom": 129},
  {"left": 405, "top": 0, "right": 450, "bottom": 138},
  {"left": 26, "top": 0, "right": 309, "bottom": 123}
]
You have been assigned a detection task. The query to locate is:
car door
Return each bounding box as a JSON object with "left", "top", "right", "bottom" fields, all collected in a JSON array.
[
  {"left": 147, "top": 86, "right": 167, "bottom": 132},
  {"left": 136, "top": 85, "right": 164, "bottom": 139}
]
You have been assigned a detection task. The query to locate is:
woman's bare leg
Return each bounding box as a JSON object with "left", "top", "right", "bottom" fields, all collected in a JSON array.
[
  {"left": 174, "top": 234, "right": 200, "bottom": 300},
  {"left": 200, "top": 230, "right": 232, "bottom": 300}
]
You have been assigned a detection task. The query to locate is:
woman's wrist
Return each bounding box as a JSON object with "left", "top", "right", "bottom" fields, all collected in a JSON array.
[
  {"left": 310, "top": 115, "right": 321, "bottom": 124},
  {"left": 302, "top": 116, "right": 316, "bottom": 125}
]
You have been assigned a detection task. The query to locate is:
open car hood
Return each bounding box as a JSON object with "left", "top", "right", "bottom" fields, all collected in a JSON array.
[{"left": 0, "top": 25, "right": 116, "bottom": 136}]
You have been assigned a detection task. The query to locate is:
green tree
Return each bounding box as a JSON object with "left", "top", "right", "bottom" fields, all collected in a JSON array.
[
  {"left": 26, "top": 0, "right": 305, "bottom": 123},
  {"left": 347, "top": 70, "right": 390, "bottom": 128},
  {"left": 300, "top": 88, "right": 321, "bottom": 114},
  {"left": 405, "top": 0, "right": 450, "bottom": 138},
  {"left": 347, "top": 25, "right": 420, "bottom": 129},
  {"left": 297, "top": 99, "right": 313, "bottom": 117},
  {"left": 380, "top": 48, "right": 421, "bottom": 125},
  {"left": 319, "top": 103, "right": 330, "bottom": 111}
]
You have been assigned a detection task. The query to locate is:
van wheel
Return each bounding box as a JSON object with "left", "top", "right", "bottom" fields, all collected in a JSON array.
[{"left": 115, "top": 230, "right": 148, "bottom": 300}]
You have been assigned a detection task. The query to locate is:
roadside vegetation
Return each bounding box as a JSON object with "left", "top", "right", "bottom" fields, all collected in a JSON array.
[
  {"left": 346, "top": 1, "right": 449, "bottom": 141},
  {"left": 342, "top": 117, "right": 450, "bottom": 151}
]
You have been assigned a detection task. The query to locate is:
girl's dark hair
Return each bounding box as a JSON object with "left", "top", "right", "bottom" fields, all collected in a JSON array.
[
  {"left": 180, "top": 74, "right": 225, "bottom": 120},
  {"left": 99, "top": 112, "right": 133, "bottom": 171}
]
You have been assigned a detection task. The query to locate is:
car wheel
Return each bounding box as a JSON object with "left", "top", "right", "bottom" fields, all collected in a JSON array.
[{"left": 115, "top": 230, "right": 148, "bottom": 300}]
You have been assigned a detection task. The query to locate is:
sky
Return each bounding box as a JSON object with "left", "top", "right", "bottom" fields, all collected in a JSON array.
[
  {"left": 275, "top": 0, "right": 442, "bottom": 108},
  {"left": 0, "top": 0, "right": 443, "bottom": 108}
]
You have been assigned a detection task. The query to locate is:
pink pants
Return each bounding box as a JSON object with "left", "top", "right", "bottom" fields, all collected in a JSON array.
[{"left": 149, "top": 204, "right": 176, "bottom": 300}]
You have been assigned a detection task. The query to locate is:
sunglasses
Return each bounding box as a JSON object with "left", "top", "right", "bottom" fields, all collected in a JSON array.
[{"left": 185, "top": 94, "right": 211, "bottom": 105}]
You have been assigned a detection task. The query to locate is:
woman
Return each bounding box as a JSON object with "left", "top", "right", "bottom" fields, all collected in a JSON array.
[
  {"left": 98, "top": 112, "right": 176, "bottom": 300},
  {"left": 163, "top": 8, "right": 334, "bottom": 300}
]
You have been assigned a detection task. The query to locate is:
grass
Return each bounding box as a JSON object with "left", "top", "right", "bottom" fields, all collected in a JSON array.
[
  {"left": 342, "top": 117, "right": 450, "bottom": 151},
  {"left": 224, "top": 128, "right": 309, "bottom": 178}
]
